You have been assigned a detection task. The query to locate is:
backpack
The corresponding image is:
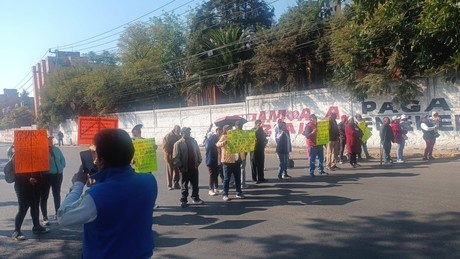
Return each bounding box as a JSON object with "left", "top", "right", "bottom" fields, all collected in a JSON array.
[{"left": 3, "top": 155, "right": 15, "bottom": 183}]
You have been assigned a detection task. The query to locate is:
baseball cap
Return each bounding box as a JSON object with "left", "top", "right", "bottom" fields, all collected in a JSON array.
[
  {"left": 181, "top": 127, "right": 191, "bottom": 134},
  {"left": 131, "top": 124, "right": 143, "bottom": 132},
  {"left": 400, "top": 114, "right": 407, "bottom": 120},
  {"left": 341, "top": 115, "right": 348, "bottom": 120},
  {"left": 391, "top": 115, "right": 400, "bottom": 121}
]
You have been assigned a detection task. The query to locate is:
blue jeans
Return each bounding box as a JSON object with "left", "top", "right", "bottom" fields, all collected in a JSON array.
[
  {"left": 277, "top": 152, "right": 289, "bottom": 178},
  {"left": 397, "top": 139, "right": 405, "bottom": 160},
  {"left": 382, "top": 141, "right": 392, "bottom": 162},
  {"left": 309, "top": 146, "right": 324, "bottom": 175},
  {"left": 223, "top": 162, "right": 242, "bottom": 196}
]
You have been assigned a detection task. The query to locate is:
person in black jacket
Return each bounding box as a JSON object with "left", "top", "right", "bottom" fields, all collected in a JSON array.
[
  {"left": 251, "top": 120, "right": 268, "bottom": 184},
  {"left": 380, "top": 117, "right": 394, "bottom": 164},
  {"left": 205, "top": 127, "right": 222, "bottom": 195},
  {"left": 338, "top": 115, "right": 348, "bottom": 164},
  {"left": 275, "top": 122, "right": 292, "bottom": 180}
]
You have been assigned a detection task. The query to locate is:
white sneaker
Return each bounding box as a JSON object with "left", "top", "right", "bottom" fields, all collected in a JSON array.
[
  {"left": 208, "top": 190, "right": 217, "bottom": 196},
  {"left": 396, "top": 159, "right": 405, "bottom": 163},
  {"left": 222, "top": 195, "right": 230, "bottom": 201}
]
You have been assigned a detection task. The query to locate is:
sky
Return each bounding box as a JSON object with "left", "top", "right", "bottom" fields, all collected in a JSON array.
[{"left": 0, "top": 0, "right": 298, "bottom": 96}]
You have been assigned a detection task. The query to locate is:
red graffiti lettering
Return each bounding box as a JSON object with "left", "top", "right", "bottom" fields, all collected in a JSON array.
[{"left": 268, "top": 110, "right": 286, "bottom": 122}]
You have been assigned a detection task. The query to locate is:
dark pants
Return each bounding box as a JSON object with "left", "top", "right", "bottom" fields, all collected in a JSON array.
[
  {"left": 180, "top": 168, "right": 200, "bottom": 203},
  {"left": 223, "top": 162, "right": 242, "bottom": 196},
  {"left": 251, "top": 151, "right": 265, "bottom": 182},
  {"left": 40, "top": 173, "right": 63, "bottom": 219},
  {"left": 14, "top": 174, "right": 40, "bottom": 231},
  {"left": 339, "top": 137, "right": 347, "bottom": 161},
  {"left": 218, "top": 164, "right": 223, "bottom": 184},
  {"left": 382, "top": 141, "right": 392, "bottom": 162},
  {"left": 349, "top": 153, "right": 358, "bottom": 165},
  {"left": 207, "top": 164, "right": 219, "bottom": 190},
  {"left": 423, "top": 137, "right": 436, "bottom": 158}
]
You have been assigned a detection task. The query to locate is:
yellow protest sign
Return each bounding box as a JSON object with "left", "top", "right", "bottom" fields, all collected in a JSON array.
[
  {"left": 132, "top": 138, "right": 157, "bottom": 173},
  {"left": 358, "top": 121, "right": 372, "bottom": 143},
  {"left": 316, "top": 120, "right": 330, "bottom": 146},
  {"left": 227, "top": 130, "right": 256, "bottom": 154}
]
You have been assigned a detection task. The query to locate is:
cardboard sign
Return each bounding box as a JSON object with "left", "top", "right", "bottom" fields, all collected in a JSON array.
[
  {"left": 14, "top": 130, "right": 50, "bottom": 173},
  {"left": 358, "top": 121, "right": 373, "bottom": 143},
  {"left": 227, "top": 130, "right": 256, "bottom": 154},
  {"left": 132, "top": 138, "right": 157, "bottom": 173},
  {"left": 78, "top": 116, "right": 118, "bottom": 145},
  {"left": 316, "top": 120, "right": 330, "bottom": 146}
]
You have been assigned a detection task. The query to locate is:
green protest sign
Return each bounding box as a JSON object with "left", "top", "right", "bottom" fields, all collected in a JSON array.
[
  {"left": 132, "top": 138, "right": 157, "bottom": 173},
  {"left": 316, "top": 120, "right": 330, "bottom": 145},
  {"left": 358, "top": 121, "right": 372, "bottom": 143},
  {"left": 227, "top": 130, "right": 256, "bottom": 154}
]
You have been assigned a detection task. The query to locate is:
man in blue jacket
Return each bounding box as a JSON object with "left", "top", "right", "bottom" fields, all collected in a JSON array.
[{"left": 58, "top": 128, "right": 158, "bottom": 259}]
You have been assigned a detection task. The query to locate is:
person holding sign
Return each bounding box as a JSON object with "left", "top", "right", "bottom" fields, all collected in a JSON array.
[
  {"left": 58, "top": 129, "right": 158, "bottom": 258},
  {"left": 303, "top": 114, "right": 328, "bottom": 177},
  {"left": 216, "top": 125, "right": 246, "bottom": 201},
  {"left": 12, "top": 130, "right": 51, "bottom": 241},
  {"left": 345, "top": 117, "right": 364, "bottom": 168},
  {"left": 234, "top": 121, "right": 248, "bottom": 188},
  {"left": 325, "top": 113, "right": 340, "bottom": 171},
  {"left": 173, "top": 127, "right": 204, "bottom": 208},
  {"left": 355, "top": 113, "right": 374, "bottom": 160},
  {"left": 40, "top": 136, "right": 66, "bottom": 225}
]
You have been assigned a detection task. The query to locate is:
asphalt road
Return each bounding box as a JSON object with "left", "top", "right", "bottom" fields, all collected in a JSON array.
[{"left": 0, "top": 143, "right": 459, "bottom": 259}]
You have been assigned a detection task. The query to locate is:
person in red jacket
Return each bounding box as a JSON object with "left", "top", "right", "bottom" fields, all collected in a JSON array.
[
  {"left": 303, "top": 114, "right": 327, "bottom": 177},
  {"left": 390, "top": 116, "right": 407, "bottom": 163},
  {"left": 345, "top": 117, "right": 363, "bottom": 168}
]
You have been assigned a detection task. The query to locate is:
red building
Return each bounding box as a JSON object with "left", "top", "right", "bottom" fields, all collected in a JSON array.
[{"left": 32, "top": 51, "right": 81, "bottom": 117}]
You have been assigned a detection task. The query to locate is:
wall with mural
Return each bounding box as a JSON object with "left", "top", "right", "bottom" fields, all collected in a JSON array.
[{"left": 1, "top": 78, "right": 458, "bottom": 152}]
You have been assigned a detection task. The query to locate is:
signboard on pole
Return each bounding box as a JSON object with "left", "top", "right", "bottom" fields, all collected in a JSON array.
[
  {"left": 227, "top": 130, "right": 256, "bottom": 154},
  {"left": 316, "top": 120, "right": 330, "bottom": 146},
  {"left": 132, "top": 138, "right": 157, "bottom": 173},
  {"left": 78, "top": 116, "right": 118, "bottom": 145},
  {"left": 358, "top": 121, "right": 373, "bottom": 143}
]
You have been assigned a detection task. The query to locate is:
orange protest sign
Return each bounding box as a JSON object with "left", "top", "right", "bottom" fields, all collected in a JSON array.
[
  {"left": 14, "top": 130, "right": 50, "bottom": 173},
  {"left": 78, "top": 116, "right": 119, "bottom": 145}
]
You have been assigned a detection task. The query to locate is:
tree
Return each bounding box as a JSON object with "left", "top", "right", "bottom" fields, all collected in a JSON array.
[
  {"left": 83, "top": 51, "right": 119, "bottom": 65},
  {"left": 250, "top": 0, "right": 332, "bottom": 93},
  {"left": 185, "top": 0, "right": 274, "bottom": 102},
  {"left": 328, "top": 0, "right": 459, "bottom": 105},
  {"left": 37, "top": 62, "right": 122, "bottom": 128},
  {"left": 117, "top": 13, "right": 186, "bottom": 109}
]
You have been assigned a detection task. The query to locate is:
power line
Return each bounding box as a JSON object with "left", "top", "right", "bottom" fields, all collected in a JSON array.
[{"left": 55, "top": 0, "right": 194, "bottom": 50}]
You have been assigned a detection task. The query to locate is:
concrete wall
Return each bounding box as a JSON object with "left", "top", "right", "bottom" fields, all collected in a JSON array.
[{"left": 1, "top": 78, "right": 459, "bottom": 151}]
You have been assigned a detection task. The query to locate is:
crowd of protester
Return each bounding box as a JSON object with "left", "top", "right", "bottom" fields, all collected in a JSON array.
[{"left": 3, "top": 111, "right": 442, "bottom": 258}]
